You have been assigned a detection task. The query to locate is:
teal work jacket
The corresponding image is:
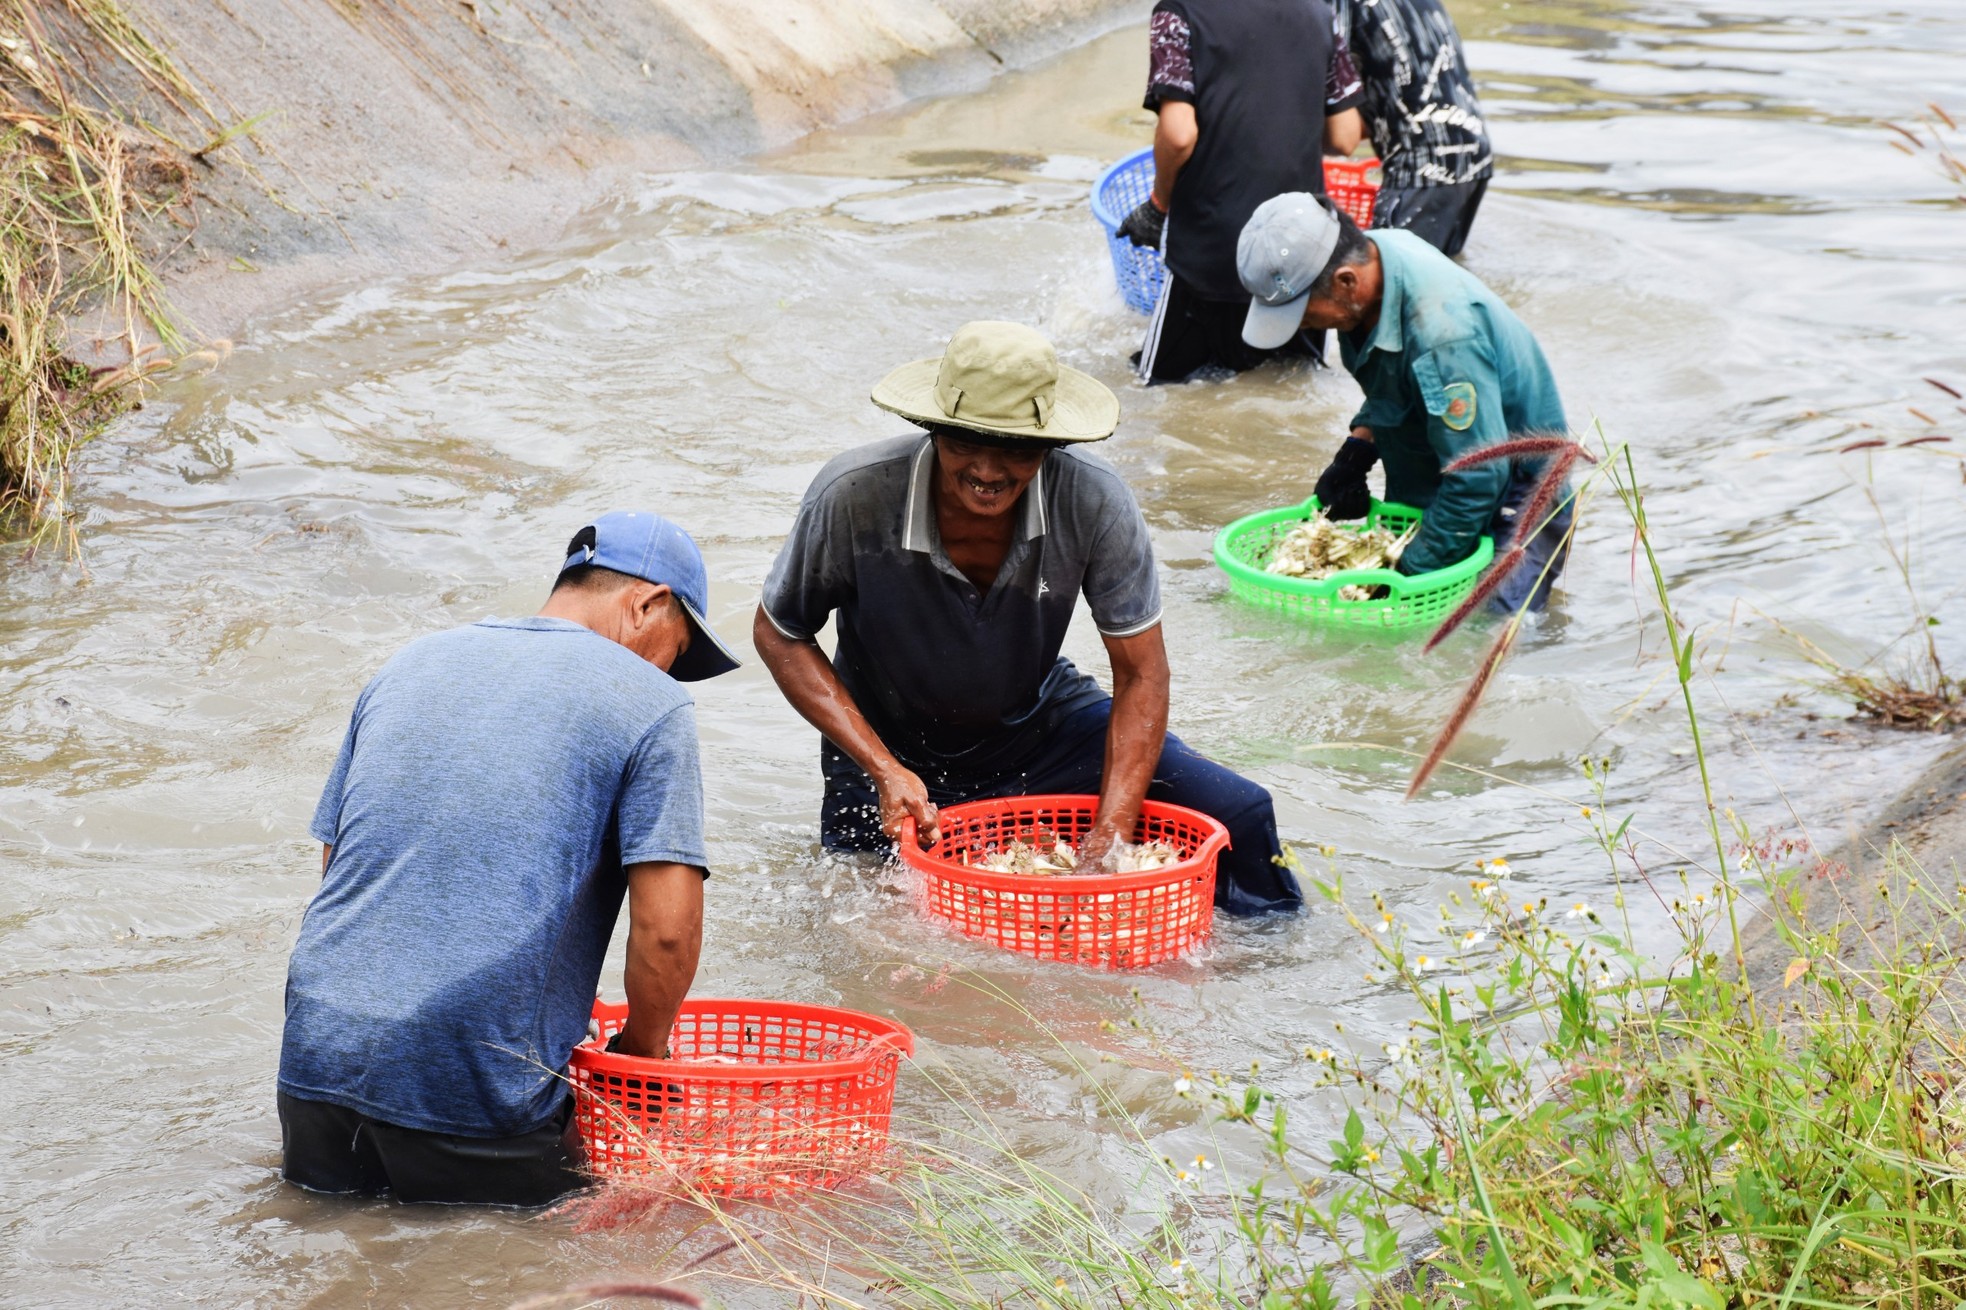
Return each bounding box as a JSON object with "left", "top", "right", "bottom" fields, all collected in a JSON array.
[{"left": 1337, "top": 231, "right": 1569, "bottom": 575}]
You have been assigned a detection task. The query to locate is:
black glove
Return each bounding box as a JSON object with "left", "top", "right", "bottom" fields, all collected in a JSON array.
[
  {"left": 605, "top": 1030, "right": 672, "bottom": 1060},
  {"left": 1117, "top": 197, "right": 1166, "bottom": 249},
  {"left": 1314, "top": 437, "right": 1380, "bottom": 521}
]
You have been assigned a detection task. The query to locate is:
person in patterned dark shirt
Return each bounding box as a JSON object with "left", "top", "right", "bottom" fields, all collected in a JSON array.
[
  {"left": 1331, "top": 0, "right": 1492, "bottom": 256},
  {"left": 1119, "top": 0, "right": 1365, "bottom": 384}
]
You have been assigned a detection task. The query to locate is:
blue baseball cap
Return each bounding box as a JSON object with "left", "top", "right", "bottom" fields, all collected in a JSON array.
[{"left": 560, "top": 511, "right": 741, "bottom": 682}]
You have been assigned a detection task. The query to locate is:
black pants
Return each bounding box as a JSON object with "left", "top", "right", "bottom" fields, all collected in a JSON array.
[
  {"left": 820, "top": 697, "right": 1301, "bottom": 917},
  {"left": 1371, "top": 177, "right": 1488, "bottom": 258},
  {"left": 278, "top": 1091, "right": 587, "bottom": 1208},
  {"left": 1136, "top": 270, "right": 1324, "bottom": 385}
]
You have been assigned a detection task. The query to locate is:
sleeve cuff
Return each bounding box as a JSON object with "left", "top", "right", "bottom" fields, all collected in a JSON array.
[
  {"left": 1145, "top": 86, "right": 1195, "bottom": 111},
  {"left": 1097, "top": 610, "right": 1164, "bottom": 639},
  {"left": 761, "top": 606, "right": 813, "bottom": 642},
  {"left": 1327, "top": 91, "right": 1364, "bottom": 114},
  {"left": 621, "top": 850, "right": 713, "bottom": 877}
]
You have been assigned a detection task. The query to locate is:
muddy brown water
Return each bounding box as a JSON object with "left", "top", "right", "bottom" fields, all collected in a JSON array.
[{"left": 5, "top": 4, "right": 1966, "bottom": 1304}]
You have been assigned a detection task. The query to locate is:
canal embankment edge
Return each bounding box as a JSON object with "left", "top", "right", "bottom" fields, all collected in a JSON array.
[
  {"left": 105, "top": 0, "right": 1149, "bottom": 341},
  {"left": 1743, "top": 736, "right": 1966, "bottom": 991}
]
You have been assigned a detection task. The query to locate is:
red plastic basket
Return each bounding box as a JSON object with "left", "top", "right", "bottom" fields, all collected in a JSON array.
[
  {"left": 569, "top": 998, "right": 913, "bottom": 1195},
  {"left": 1325, "top": 156, "right": 1382, "bottom": 227},
  {"left": 899, "top": 795, "right": 1229, "bottom": 969}
]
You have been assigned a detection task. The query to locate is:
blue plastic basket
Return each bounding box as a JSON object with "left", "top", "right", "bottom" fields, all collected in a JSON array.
[
  {"left": 1091, "top": 149, "right": 1164, "bottom": 315},
  {"left": 1091, "top": 151, "right": 1384, "bottom": 316}
]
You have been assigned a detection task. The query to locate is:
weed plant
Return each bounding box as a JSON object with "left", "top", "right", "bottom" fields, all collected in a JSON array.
[{"left": 577, "top": 440, "right": 1966, "bottom": 1308}]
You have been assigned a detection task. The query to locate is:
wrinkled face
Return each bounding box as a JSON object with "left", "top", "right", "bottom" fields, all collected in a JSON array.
[
  {"left": 933, "top": 433, "right": 1048, "bottom": 518},
  {"left": 1297, "top": 266, "right": 1373, "bottom": 334}
]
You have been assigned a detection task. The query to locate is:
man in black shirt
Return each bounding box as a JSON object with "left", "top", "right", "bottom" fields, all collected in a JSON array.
[
  {"left": 754, "top": 321, "right": 1301, "bottom": 916},
  {"left": 1332, "top": 0, "right": 1493, "bottom": 256},
  {"left": 1120, "top": 0, "right": 1365, "bottom": 384}
]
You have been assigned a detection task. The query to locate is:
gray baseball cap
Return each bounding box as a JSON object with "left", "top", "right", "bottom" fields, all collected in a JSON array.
[{"left": 1237, "top": 193, "right": 1343, "bottom": 350}]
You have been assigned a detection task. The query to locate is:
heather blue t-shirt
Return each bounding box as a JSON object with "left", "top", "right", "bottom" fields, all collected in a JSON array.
[{"left": 281, "top": 617, "right": 707, "bottom": 1137}]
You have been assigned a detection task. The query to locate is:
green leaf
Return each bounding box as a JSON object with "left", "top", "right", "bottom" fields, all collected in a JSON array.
[{"left": 1362, "top": 1216, "right": 1400, "bottom": 1274}]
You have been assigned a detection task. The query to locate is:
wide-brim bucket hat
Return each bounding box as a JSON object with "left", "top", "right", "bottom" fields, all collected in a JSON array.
[{"left": 871, "top": 320, "right": 1120, "bottom": 444}]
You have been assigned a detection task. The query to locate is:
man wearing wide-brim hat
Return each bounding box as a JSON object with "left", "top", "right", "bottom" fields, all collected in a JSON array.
[{"left": 754, "top": 320, "right": 1299, "bottom": 915}]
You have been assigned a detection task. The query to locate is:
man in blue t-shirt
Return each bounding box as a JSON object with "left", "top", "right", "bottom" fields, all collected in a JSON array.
[{"left": 279, "top": 512, "right": 741, "bottom": 1207}]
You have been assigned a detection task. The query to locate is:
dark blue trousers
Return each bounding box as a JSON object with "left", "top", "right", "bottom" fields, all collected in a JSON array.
[{"left": 820, "top": 699, "right": 1301, "bottom": 917}]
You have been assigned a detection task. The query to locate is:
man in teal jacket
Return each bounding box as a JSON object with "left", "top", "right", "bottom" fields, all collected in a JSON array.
[{"left": 1236, "top": 192, "right": 1572, "bottom": 610}]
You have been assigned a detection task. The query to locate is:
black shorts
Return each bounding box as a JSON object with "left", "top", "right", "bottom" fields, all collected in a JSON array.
[
  {"left": 1135, "top": 270, "right": 1324, "bottom": 384},
  {"left": 278, "top": 1091, "right": 588, "bottom": 1208},
  {"left": 1371, "top": 176, "right": 1489, "bottom": 258}
]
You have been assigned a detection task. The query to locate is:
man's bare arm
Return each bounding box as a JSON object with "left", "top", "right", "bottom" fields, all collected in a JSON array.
[
  {"left": 615, "top": 861, "right": 704, "bottom": 1059},
  {"left": 1083, "top": 625, "right": 1172, "bottom": 868},
  {"left": 1325, "top": 107, "right": 1365, "bottom": 157},
  {"left": 752, "top": 608, "right": 940, "bottom": 845},
  {"left": 321, "top": 844, "right": 331, "bottom": 875},
  {"left": 1152, "top": 101, "right": 1199, "bottom": 211}
]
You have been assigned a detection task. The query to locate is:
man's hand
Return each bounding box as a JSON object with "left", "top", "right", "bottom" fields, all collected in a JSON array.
[
  {"left": 754, "top": 606, "right": 935, "bottom": 850},
  {"left": 606, "top": 1030, "right": 671, "bottom": 1060},
  {"left": 1117, "top": 196, "right": 1166, "bottom": 249},
  {"left": 877, "top": 764, "right": 940, "bottom": 848},
  {"left": 1078, "top": 818, "right": 1128, "bottom": 873},
  {"left": 1315, "top": 432, "right": 1380, "bottom": 521}
]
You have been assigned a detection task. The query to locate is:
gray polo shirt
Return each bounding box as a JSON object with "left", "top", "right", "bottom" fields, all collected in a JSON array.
[{"left": 761, "top": 434, "right": 1162, "bottom": 776}]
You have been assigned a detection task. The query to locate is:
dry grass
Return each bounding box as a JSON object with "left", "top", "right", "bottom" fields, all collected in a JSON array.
[
  {"left": 1883, "top": 103, "right": 1964, "bottom": 202},
  {"left": 1772, "top": 620, "right": 1966, "bottom": 731},
  {"left": 1764, "top": 477, "right": 1966, "bottom": 731},
  {"left": 0, "top": 0, "right": 215, "bottom": 546}
]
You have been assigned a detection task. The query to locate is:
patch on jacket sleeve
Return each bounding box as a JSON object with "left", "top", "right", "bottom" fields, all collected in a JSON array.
[{"left": 1442, "top": 381, "right": 1478, "bottom": 431}]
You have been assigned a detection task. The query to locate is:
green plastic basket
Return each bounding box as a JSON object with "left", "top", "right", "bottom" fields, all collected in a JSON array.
[{"left": 1212, "top": 498, "right": 1494, "bottom": 632}]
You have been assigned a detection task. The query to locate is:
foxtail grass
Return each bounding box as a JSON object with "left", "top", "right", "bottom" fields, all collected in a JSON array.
[{"left": 1408, "top": 431, "right": 1594, "bottom": 788}]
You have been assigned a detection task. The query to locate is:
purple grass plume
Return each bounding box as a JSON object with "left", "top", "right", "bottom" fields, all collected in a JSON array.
[
  {"left": 1503, "top": 446, "right": 1582, "bottom": 553},
  {"left": 1408, "top": 433, "right": 1590, "bottom": 787},
  {"left": 1407, "top": 619, "right": 1519, "bottom": 799},
  {"left": 1421, "top": 546, "right": 1523, "bottom": 655},
  {"left": 1421, "top": 436, "right": 1588, "bottom": 653},
  {"left": 509, "top": 1280, "right": 706, "bottom": 1310},
  {"left": 1440, "top": 434, "right": 1595, "bottom": 474}
]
